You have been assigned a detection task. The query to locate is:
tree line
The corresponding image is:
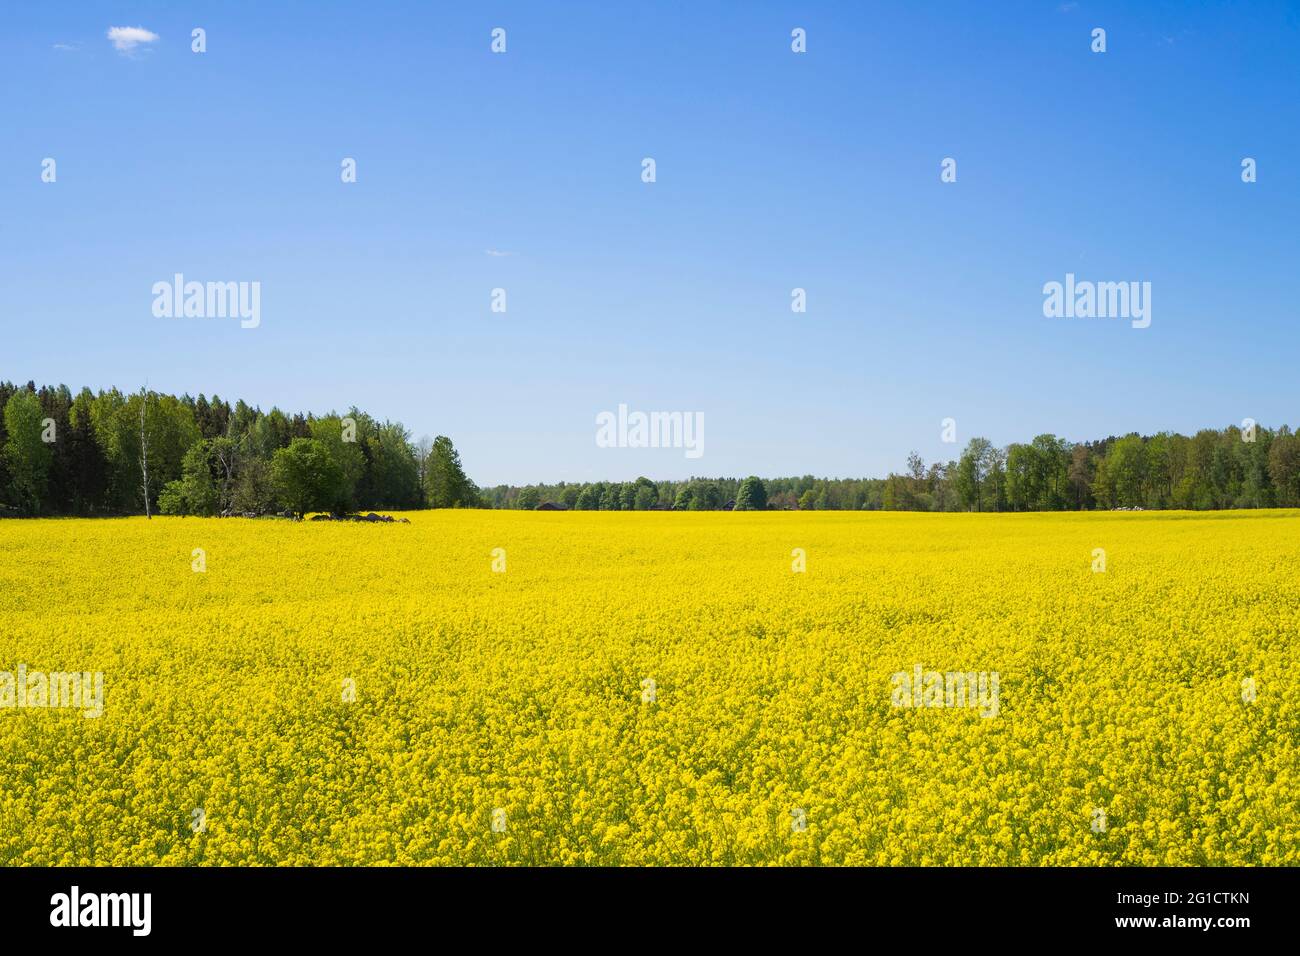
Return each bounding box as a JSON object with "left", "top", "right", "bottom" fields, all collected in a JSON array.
[
  {"left": 5, "top": 381, "right": 1297, "bottom": 517},
  {"left": 0, "top": 381, "right": 480, "bottom": 518},
  {"left": 484, "top": 425, "right": 1300, "bottom": 512}
]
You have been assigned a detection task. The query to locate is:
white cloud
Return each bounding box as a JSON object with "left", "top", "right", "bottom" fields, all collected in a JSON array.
[
  {"left": 52, "top": 42, "right": 81, "bottom": 52},
  {"left": 485, "top": 249, "right": 515, "bottom": 257},
  {"left": 106, "top": 26, "right": 159, "bottom": 54}
]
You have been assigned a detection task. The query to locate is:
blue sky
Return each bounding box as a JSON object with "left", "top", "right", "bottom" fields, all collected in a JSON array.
[{"left": 3, "top": 1, "right": 1298, "bottom": 486}]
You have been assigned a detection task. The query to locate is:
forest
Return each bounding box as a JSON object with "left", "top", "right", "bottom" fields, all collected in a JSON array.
[
  {"left": 488, "top": 425, "right": 1300, "bottom": 512},
  {"left": 3, "top": 381, "right": 1297, "bottom": 516},
  {"left": 0, "top": 381, "right": 477, "bottom": 518}
]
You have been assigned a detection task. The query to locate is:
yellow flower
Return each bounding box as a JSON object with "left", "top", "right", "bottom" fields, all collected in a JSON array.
[{"left": 0, "top": 509, "right": 1295, "bottom": 865}]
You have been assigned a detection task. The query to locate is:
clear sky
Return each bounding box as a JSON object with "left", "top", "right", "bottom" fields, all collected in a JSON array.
[{"left": 3, "top": 1, "right": 1298, "bottom": 486}]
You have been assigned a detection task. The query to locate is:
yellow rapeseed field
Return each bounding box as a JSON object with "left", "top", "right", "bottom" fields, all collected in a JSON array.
[{"left": 1, "top": 511, "right": 1296, "bottom": 865}]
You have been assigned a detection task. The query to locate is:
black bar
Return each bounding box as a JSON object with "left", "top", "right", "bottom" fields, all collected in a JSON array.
[{"left": 1, "top": 866, "right": 1286, "bottom": 942}]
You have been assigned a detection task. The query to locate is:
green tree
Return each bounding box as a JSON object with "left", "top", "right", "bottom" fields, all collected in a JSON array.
[
  {"left": 619, "top": 482, "right": 638, "bottom": 510},
  {"left": 57, "top": 388, "right": 109, "bottom": 515},
  {"left": 158, "top": 440, "right": 221, "bottom": 516},
  {"left": 881, "top": 473, "right": 911, "bottom": 511},
  {"left": 600, "top": 483, "right": 623, "bottom": 510},
  {"left": 423, "top": 435, "right": 477, "bottom": 508},
  {"left": 1029, "top": 434, "right": 1068, "bottom": 509},
  {"left": 632, "top": 476, "right": 659, "bottom": 510},
  {"left": 1004, "top": 443, "right": 1037, "bottom": 511},
  {"left": 364, "top": 422, "right": 422, "bottom": 509},
  {"left": 271, "top": 438, "right": 345, "bottom": 518},
  {"left": 1268, "top": 432, "right": 1300, "bottom": 507},
  {"left": 955, "top": 437, "right": 993, "bottom": 511},
  {"left": 689, "top": 481, "right": 721, "bottom": 510},
  {"left": 1067, "top": 444, "right": 1095, "bottom": 509},
  {"left": 1092, "top": 454, "right": 1115, "bottom": 509},
  {"left": 1106, "top": 435, "right": 1147, "bottom": 507},
  {"left": 734, "top": 475, "right": 768, "bottom": 511},
  {"left": 231, "top": 456, "right": 278, "bottom": 514},
  {"left": 310, "top": 415, "right": 366, "bottom": 513},
  {"left": 1144, "top": 432, "right": 1174, "bottom": 508},
  {"left": 3, "top": 390, "right": 53, "bottom": 515},
  {"left": 87, "top": 389, "right": 199, "bottom": 514}
]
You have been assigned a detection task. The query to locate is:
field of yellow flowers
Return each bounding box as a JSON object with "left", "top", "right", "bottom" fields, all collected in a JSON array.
[{"left": 0, "top": 510, "right": 1296, "bottom": 865}]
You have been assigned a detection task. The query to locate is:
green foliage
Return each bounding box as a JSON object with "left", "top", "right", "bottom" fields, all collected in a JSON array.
[
  {"left": 1, "top": 378, "right": 1296, "bottom": 518},
  {"left": 84, "top": 389, "right": 200, "bottom": 514},
  {"left": 158, "top": 441, "right": 219, "bottom": 516},
  {"left": 3, "top": 390, "right": 52, "bottom": 515},
  {"left": 734, "top": 476, "right": 767, "bottom": 511},
  {"left": 423, "top": 435, "right": 478, "bottom": 508},
  {"left": 691, "top": 482, "right": 722, "bottom": 510},
  {"left": 155, "top": 484, "right": 184, "bottom": 516},
  {"left": 1268, "top": 433, "right": 1300, "bottom": 507},
  {"left": 0, "top": 381, "right": 476, "bottom": 517},
  {"left": 633, "top": 477, "right": 659, "bottom": 510},
  {"left": 362, "top": 422, "right": 422, "bottom": 510},
  {"left": 955, "top": 438, "right": 994, "bottom": 511},
  {"left": 231, "top": 456, "right": 278, "bottom": 514},
  {"left": 64, "top": 388, "right": 109, "bottom": 514},
  {"left": 271, "top": 438, "right": 345, "bottom": 518},
  {"left": 1107, "top": 435, "right": 1146, "bottom": 507},
  {"left": 309, "top": 415, "right": 366, "bottom": 513},
  {"left": 600, "top": 483, "right": 623, "bottom": 511}
]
